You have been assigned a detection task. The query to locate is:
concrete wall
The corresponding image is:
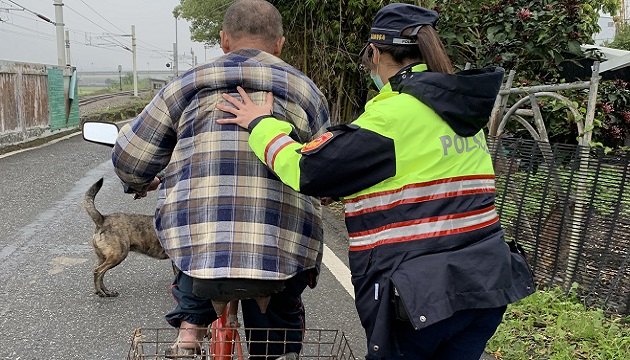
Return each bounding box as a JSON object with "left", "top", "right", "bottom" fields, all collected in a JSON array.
[
  {"left": 595, "top": 15, "right": 617, "bottom": 45},
  {"left": 0, "top": 60, "right": 77, "bottom": 147}
]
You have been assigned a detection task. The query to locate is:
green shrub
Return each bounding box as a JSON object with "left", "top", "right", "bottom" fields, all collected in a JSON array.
[{"left": 487, "top": 285, "right": 630, "bottom": 359}]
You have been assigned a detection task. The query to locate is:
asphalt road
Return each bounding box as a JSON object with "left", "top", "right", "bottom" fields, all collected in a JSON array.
[
  {"left": 0, "top": 131, "right": 496, "bottom": 360},
  {"left": 0, "top": 132, "right": 365, "bottom": 360}
]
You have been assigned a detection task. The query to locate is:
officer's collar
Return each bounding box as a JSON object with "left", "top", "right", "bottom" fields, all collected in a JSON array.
[
  {"left": 397, "top": 62, "right": 427, "bottom": 76},
  {"left": 388, "top": 62, "right": 427, "bottom": 91},
  {"left": 376, "top": 63, "right": 426, "bottom": 94}
]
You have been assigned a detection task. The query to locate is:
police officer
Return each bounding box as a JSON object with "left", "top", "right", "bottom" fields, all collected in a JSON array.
[{"left": 216, "top": 3, "right": 535, "bottom": 360}]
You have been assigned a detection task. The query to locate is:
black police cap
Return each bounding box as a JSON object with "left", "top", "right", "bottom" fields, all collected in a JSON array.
[{"left": 359, "top": 3, "right": 439, "bottom": 57}]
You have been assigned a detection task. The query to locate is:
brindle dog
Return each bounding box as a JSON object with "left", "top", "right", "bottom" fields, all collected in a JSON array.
[{"left": 83, "top": 177, "right": 170, "bottom": 297}]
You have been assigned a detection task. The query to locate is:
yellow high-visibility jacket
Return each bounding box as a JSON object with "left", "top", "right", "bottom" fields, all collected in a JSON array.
[{"left": 244, "top": 64, "right": 534, "bottom": 358}]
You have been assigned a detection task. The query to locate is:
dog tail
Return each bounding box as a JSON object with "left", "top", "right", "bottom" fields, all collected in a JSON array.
[{"left": 84, "top": 177, "right": 105, "bottom": 226}]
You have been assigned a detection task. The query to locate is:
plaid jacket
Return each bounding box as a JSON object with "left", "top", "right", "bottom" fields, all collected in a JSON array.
[{"left": 112, "top": 49, "right": 330, "bottom": 280}]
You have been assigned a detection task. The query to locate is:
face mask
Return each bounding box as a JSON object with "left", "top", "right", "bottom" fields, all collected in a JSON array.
[
  {"left": 370, "top": 48, "right": 385, "bottom": 90},
  {"left": 370, "top": 72, "right": 385, "bottom": 90}
]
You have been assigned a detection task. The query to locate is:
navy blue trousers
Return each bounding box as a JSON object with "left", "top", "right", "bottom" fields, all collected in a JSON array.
[
  {"left": 166, "top": 270, "right": 310, "bottom": 359},
  {"left": 367, "top": 306, "right": 506, "bottom": 360}
]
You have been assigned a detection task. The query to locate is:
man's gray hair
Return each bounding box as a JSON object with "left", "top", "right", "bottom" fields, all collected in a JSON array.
[{"left": 223, "top": 0, "right": 284, "bottom": 43}]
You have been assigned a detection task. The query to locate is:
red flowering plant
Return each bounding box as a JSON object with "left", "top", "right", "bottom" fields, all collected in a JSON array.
[
  {"left": 590, "top": 80, "right": 630, "bottom": 149},
  {"left": 433, "top": 0, "right": 627, "bottom": 148},
  {"left": 434, "top": 0, "right": 619, "bottom": 82}
]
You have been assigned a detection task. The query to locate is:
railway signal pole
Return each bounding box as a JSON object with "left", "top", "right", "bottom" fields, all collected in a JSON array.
[{"left": 132, "top": 25, "right": 138, "bottom": 97}]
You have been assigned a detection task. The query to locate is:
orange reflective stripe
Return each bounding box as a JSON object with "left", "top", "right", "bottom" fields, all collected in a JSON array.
[
  {"left": 348, "top": 205, "right": 499, "bottom": 251},
  {"left": 264, "top": 134, "right": 296, "bottom": 171},
  {"left": 344, "top": 176, "right": 495, "bottom": 217}
]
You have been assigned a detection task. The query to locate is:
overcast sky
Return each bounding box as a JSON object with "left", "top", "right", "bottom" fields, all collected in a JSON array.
[{"left": 0, "top": 0, "right": 225, "bottom": 72}]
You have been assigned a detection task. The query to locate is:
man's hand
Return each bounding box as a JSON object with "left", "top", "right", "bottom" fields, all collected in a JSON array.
[
  {"left": 133, "top": 176, "right": 161, "bottom": 200},
  {"left": 133, "top": 191, "right": 148, "bottom": 200},
  {"left": 216, "top": 86, "right": 274, "bottom": 129},
  {"left": 146, "top": 176, "right": 161, "bottom": 191},
  {"left": 320, "top": 197, "right": 335, "bottom": 206}
]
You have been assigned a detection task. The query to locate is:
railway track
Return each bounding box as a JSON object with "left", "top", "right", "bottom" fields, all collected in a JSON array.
[{"left": 78, "top": 90, "right": 149, "bottom": 106}]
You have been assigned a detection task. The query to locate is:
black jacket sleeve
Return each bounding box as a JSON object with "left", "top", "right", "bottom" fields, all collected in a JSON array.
[{"left": 298, "top": 124, "right": 396, "bottom": 198}]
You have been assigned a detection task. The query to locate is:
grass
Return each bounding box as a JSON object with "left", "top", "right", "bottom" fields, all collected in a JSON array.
[
  {"left": 326, "top": 200, "right": 630, "bottom": 359},
  {"left": 77, "top": 86, "right": 112, "bottom": 97},
  {"left": 78, "top": 82, "right": 151, "bottom": 97},
  {"left": 80, "top": 95, "right": 151, "bottom": 124},
  {"left": 486, "top": 285, "right": 630, "bottom": 359}
]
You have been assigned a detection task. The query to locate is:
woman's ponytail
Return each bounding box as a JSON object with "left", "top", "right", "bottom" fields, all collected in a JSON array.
[{"left": 414, "top": 26, "right": 453, "bottom": 74}]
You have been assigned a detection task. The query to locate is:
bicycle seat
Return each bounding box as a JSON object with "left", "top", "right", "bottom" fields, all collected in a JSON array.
[{"left": 192, "top": 278, "right": 285, "bottom": 315}]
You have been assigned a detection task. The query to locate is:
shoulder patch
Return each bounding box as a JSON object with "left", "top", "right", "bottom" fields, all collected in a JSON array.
[{"left": 301, "top": 132, "right": 334, "bottom": 153}]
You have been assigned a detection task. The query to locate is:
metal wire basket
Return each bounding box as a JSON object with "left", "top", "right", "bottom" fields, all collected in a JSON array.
[{"left": 127, "top": 327, "right": 358, "bottom": 360}]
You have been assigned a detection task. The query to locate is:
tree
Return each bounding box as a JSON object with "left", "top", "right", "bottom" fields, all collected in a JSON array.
[
  {"left": 175, "top": 0, "right": 619, "bottom": 124},
  {"left": 434, "top": 0, "right": 620, "bottom": 82},
  {"left": 606, "top": 23, "right": 630, "bottom": 50},
  {"left": 174, "top": 0, "right": 233, "bottom": 46},
  {"left": 175, "top": 0, "right": 402, "bottom": 123}
]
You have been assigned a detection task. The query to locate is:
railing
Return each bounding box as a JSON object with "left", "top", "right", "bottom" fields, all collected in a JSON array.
[{"left": 491, "top": 136, "right": 630, "bottom": 314}]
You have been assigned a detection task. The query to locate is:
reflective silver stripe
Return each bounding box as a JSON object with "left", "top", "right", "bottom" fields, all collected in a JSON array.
[
  {"left": 392, "top": 37, "right": 416, "bottom": 45},
  {"left": 348, "top": 206, "right": 498, "bottom": 248},
  {"left": 265, "top": 135, "right": 295, "bottom": 171},
  {"left": 344, "top": 178, "right": 495, "bottom": 214}
]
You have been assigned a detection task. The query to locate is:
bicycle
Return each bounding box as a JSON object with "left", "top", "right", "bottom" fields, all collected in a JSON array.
[{"left": 126, "top": 298, "right": 357, "bottom": 359}]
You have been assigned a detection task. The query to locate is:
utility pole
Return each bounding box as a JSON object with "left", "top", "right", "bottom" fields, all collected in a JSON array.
[
  {"left": 173, "top": 42, "right": 179, "bottom": 76},
  {"left": 190, "top": 47, "right": 196, "bottom": 67},
  {"left": 132, "top": 25, "right": 138, "bottom": 97},
  {"left": 174, "top": 14, "right": 179, "bottom": 76},
  {"left": 118, "top": 65, "right": 122, "bottom": 91},
  {"left": 65, "top": 29, "right": 71, "bottom": 66},
  {"left": 53, "top": 0, "right": 66, "bottom": 66}
]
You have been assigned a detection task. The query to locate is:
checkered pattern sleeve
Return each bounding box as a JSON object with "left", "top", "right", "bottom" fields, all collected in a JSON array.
[{"left": 112, "top": 84, "right": 180, "bottom": 192}]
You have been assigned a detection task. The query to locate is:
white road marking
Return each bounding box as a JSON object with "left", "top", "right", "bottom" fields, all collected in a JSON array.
[{"left": 322, "top": 244, "right": 354, "bottom": 299}]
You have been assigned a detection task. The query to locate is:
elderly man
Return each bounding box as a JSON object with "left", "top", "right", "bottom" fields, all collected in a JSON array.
[{"left": 111, "top": 1, "right": 330, "bottom": 358}]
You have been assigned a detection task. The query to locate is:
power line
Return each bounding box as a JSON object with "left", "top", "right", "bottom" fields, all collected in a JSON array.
[
  {"left": 73, "top": 0, "right": 170, "bottom": 53},
  {"left": 64, "top": 3, "right": 115, "bottom": 34},
  {"left": 78, "top": 0, "right": 125, "bottom": 33},
  {"left": 4, "top": 0, "right": 54, "bottom": 24},
  {"left": 0, "top": 0, "right": 17, "bottom": 9},
  {"left": 0, "top": 24, "right": 131, "bottom": 56},
  {"left": 0, "top": 26, "right": 55, "bottom": 41},
  {"left": 138, "top": 38, "right": 170, "bottom": 52},
  {"left": 64, "top": 4, "right": 130, "bottom": 51},
  {"left": 0, "top": 20, "right": 55, "bottom": 39},
  {"left": 6, "top": 10, "right": 118, "bottom": 42},
  {"left": 4, "top": 1, "right": 185, "bottom": 65},
  {"left": 0, "top": 20, "right": 125, "bottom": 53},
  {"left": 3, "top": 9, "right": 47, "bottom": 24},
  {"left": 64, "top": 26, "right": 161, "bottom": 55}
]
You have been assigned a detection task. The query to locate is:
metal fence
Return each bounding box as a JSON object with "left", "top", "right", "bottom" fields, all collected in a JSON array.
[{"left": 490, "top": 136, "right": 630, "bottom": 315}]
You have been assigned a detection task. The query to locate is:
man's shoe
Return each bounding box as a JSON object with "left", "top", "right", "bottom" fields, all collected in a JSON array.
[
  {"left": 164, "top": 343, "right": 202, "bottom": 358},
  {"left": 164, "top": 324, "right": 206, "bottom": 359}
]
